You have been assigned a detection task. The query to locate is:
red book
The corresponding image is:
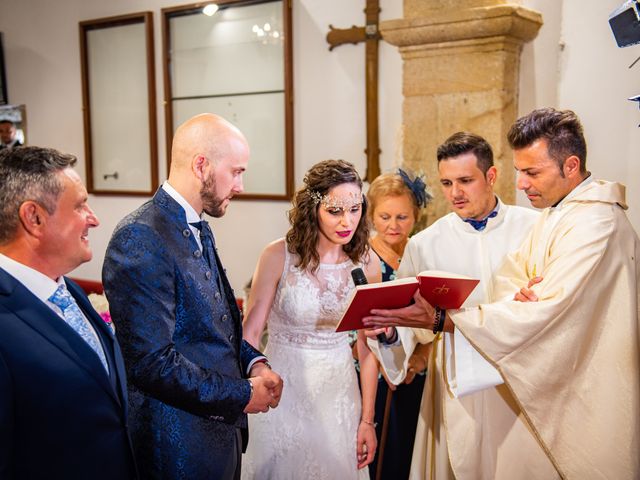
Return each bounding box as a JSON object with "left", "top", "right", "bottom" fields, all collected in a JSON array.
[{"left": 335, "top": 270, "right": 479, "bottom": 332}]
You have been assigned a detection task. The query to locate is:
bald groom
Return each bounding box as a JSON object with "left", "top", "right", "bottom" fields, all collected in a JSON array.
[{"left": 103, "top": 114, "right": 283, "bottom": 479}]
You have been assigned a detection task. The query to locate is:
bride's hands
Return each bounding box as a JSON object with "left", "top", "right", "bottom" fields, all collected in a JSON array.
[{"left": 356, "top": 420, "right": 377, "bottom": 469}]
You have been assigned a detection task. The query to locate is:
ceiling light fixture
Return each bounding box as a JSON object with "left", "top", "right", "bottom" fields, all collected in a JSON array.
[{"left": 203, "top": 4, "right": 219, "bottom": 16}]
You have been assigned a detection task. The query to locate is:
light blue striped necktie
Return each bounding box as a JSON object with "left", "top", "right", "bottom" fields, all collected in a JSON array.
[{"left": 49, "top": 284, "right": 109, "bottom": 373}]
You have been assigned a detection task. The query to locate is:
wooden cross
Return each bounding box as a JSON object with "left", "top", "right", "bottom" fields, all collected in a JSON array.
[{"left": 327, "top": 0, "right": 382, "bottom": 182}]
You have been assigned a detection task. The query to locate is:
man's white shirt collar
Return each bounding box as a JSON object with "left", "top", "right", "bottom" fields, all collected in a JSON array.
[
  {"left": 0, "top": 253, "right": 63, "bottom": 309},
  {"left": 162, "top": 181, "right": 201, "bottom": 224},
  {"left": 162, "top": 181, "right": 204, "bottom": 249}
]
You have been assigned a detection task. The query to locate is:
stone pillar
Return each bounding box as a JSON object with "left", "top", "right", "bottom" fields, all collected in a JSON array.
[{"left": 381, "top": 1, "right": 542, "bottom": 225}]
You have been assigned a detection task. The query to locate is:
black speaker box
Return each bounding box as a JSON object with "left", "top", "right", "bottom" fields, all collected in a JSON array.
[{"left": 610, "top": 1, "right": 640, "bottom": 47}]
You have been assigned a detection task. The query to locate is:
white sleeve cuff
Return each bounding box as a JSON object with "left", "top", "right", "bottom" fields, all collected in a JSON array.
[
  {"left": 445, "top": 328, "right": 503, "bottom": 398},
  {"left": 367, "top": 327, "right": 418, "bottom": 385},
  {"left": 246, "top": 356, "right": 268, "bottom": 376}
]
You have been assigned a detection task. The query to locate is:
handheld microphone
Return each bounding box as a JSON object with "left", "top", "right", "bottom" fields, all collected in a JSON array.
[{"left": 350, "top": 267, "right": 387, "bottom": 343}]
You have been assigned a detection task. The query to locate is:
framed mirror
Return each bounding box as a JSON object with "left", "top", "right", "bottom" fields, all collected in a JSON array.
[
  {"left": 0, "top": 104, "right": 26, "bottom": 148},
  {"left": 162, "top": 0, "right": 293, "bottom": 200},
  {"left": 0, "top": 33, "right": 8, "bottom": 106},
  {"left": 79, "top": 12, "right": 158, "bottom": 196}
]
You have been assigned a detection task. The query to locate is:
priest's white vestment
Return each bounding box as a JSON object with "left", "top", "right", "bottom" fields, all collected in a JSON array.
[
  {"left": 371, "top": 199, "right": 552, "bottom": 479},
  {"left": 450, "top": 180, "right": 640, "bottom": 479}
]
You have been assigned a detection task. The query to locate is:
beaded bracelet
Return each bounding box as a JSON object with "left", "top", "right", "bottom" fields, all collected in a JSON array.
[{"left": 432, "top": 307, "right": 446, "bottom": 333}]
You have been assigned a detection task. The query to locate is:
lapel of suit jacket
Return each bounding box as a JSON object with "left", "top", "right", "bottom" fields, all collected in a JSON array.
[
  {"left": 66, "top": 278, "right": 126, "bottom": 408},
  {"left": 0, "top": 269, "right": 121, "bottom": 405}
]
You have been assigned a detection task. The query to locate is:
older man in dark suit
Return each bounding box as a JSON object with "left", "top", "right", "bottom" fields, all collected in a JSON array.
[
  {"left": 103, "top": 113, "right": 283, "bottom": 479},
  {"left": 0, "top": 146, "right": 136, "bottom": 479}
]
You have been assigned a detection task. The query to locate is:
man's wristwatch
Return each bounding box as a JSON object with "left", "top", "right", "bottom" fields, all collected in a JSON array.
[{"left": 247, "top": 378, "right": 254, "bottom": 402}]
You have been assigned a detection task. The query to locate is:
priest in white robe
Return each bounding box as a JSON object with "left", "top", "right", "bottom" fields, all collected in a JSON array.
[
  {"left": 366, "top": 108, "right": 640, "bottom": 479},
  {"left": 368, "top": 131, "right": 548, "bottom": 479}
]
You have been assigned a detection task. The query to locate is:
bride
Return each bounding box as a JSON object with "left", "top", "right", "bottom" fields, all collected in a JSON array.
[{"left": 242, "top": 159, "right": 380, "bottom": 479}]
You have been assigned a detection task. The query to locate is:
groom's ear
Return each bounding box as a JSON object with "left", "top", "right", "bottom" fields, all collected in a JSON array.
[{"left": 192, "top": 155, "right": 209, "bottom": 183}]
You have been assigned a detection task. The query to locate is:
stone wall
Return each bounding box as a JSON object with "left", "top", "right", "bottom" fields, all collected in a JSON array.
[{"left": 381, "top": 1, "right": 542, "bottom": 225}]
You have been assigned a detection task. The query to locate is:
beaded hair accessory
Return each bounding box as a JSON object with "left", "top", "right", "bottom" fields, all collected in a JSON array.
[
  {"left": 398, "top": 168, "right": 432, "bottom": 208},
  {"left": 308, "top": 190, "right": 364, "bottom": 209}
]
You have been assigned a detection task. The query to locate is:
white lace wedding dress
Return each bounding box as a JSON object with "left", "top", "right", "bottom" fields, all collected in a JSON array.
[{"left": 242, "top": 244, "right": 369, "bottom": 480}]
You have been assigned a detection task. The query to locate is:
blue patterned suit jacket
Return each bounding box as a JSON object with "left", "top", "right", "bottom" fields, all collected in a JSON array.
[
  {"left": 0, "top": 271, "right": 137, "bottom": 479},
  {"left": 103, "top": 188, "right": 262, "bottom": 479}
]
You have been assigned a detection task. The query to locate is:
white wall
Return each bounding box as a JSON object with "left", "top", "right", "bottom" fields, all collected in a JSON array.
[
  {"left": 518, "top": 0, "right": 640, "bottom": 220},
  {"left": 0, "top": 0, "right": 638, "bottom": 293},
  {"left": 557, "top": 0, "right": 640, "bottom": 220},
  {"left": 0, "top": 0, "right": 402, "bottom": 293}
]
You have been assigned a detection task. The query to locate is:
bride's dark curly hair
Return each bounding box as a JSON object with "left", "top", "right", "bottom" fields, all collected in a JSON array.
[{"left": 286, "top": 159, "right": 370, "bottom": 273}]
